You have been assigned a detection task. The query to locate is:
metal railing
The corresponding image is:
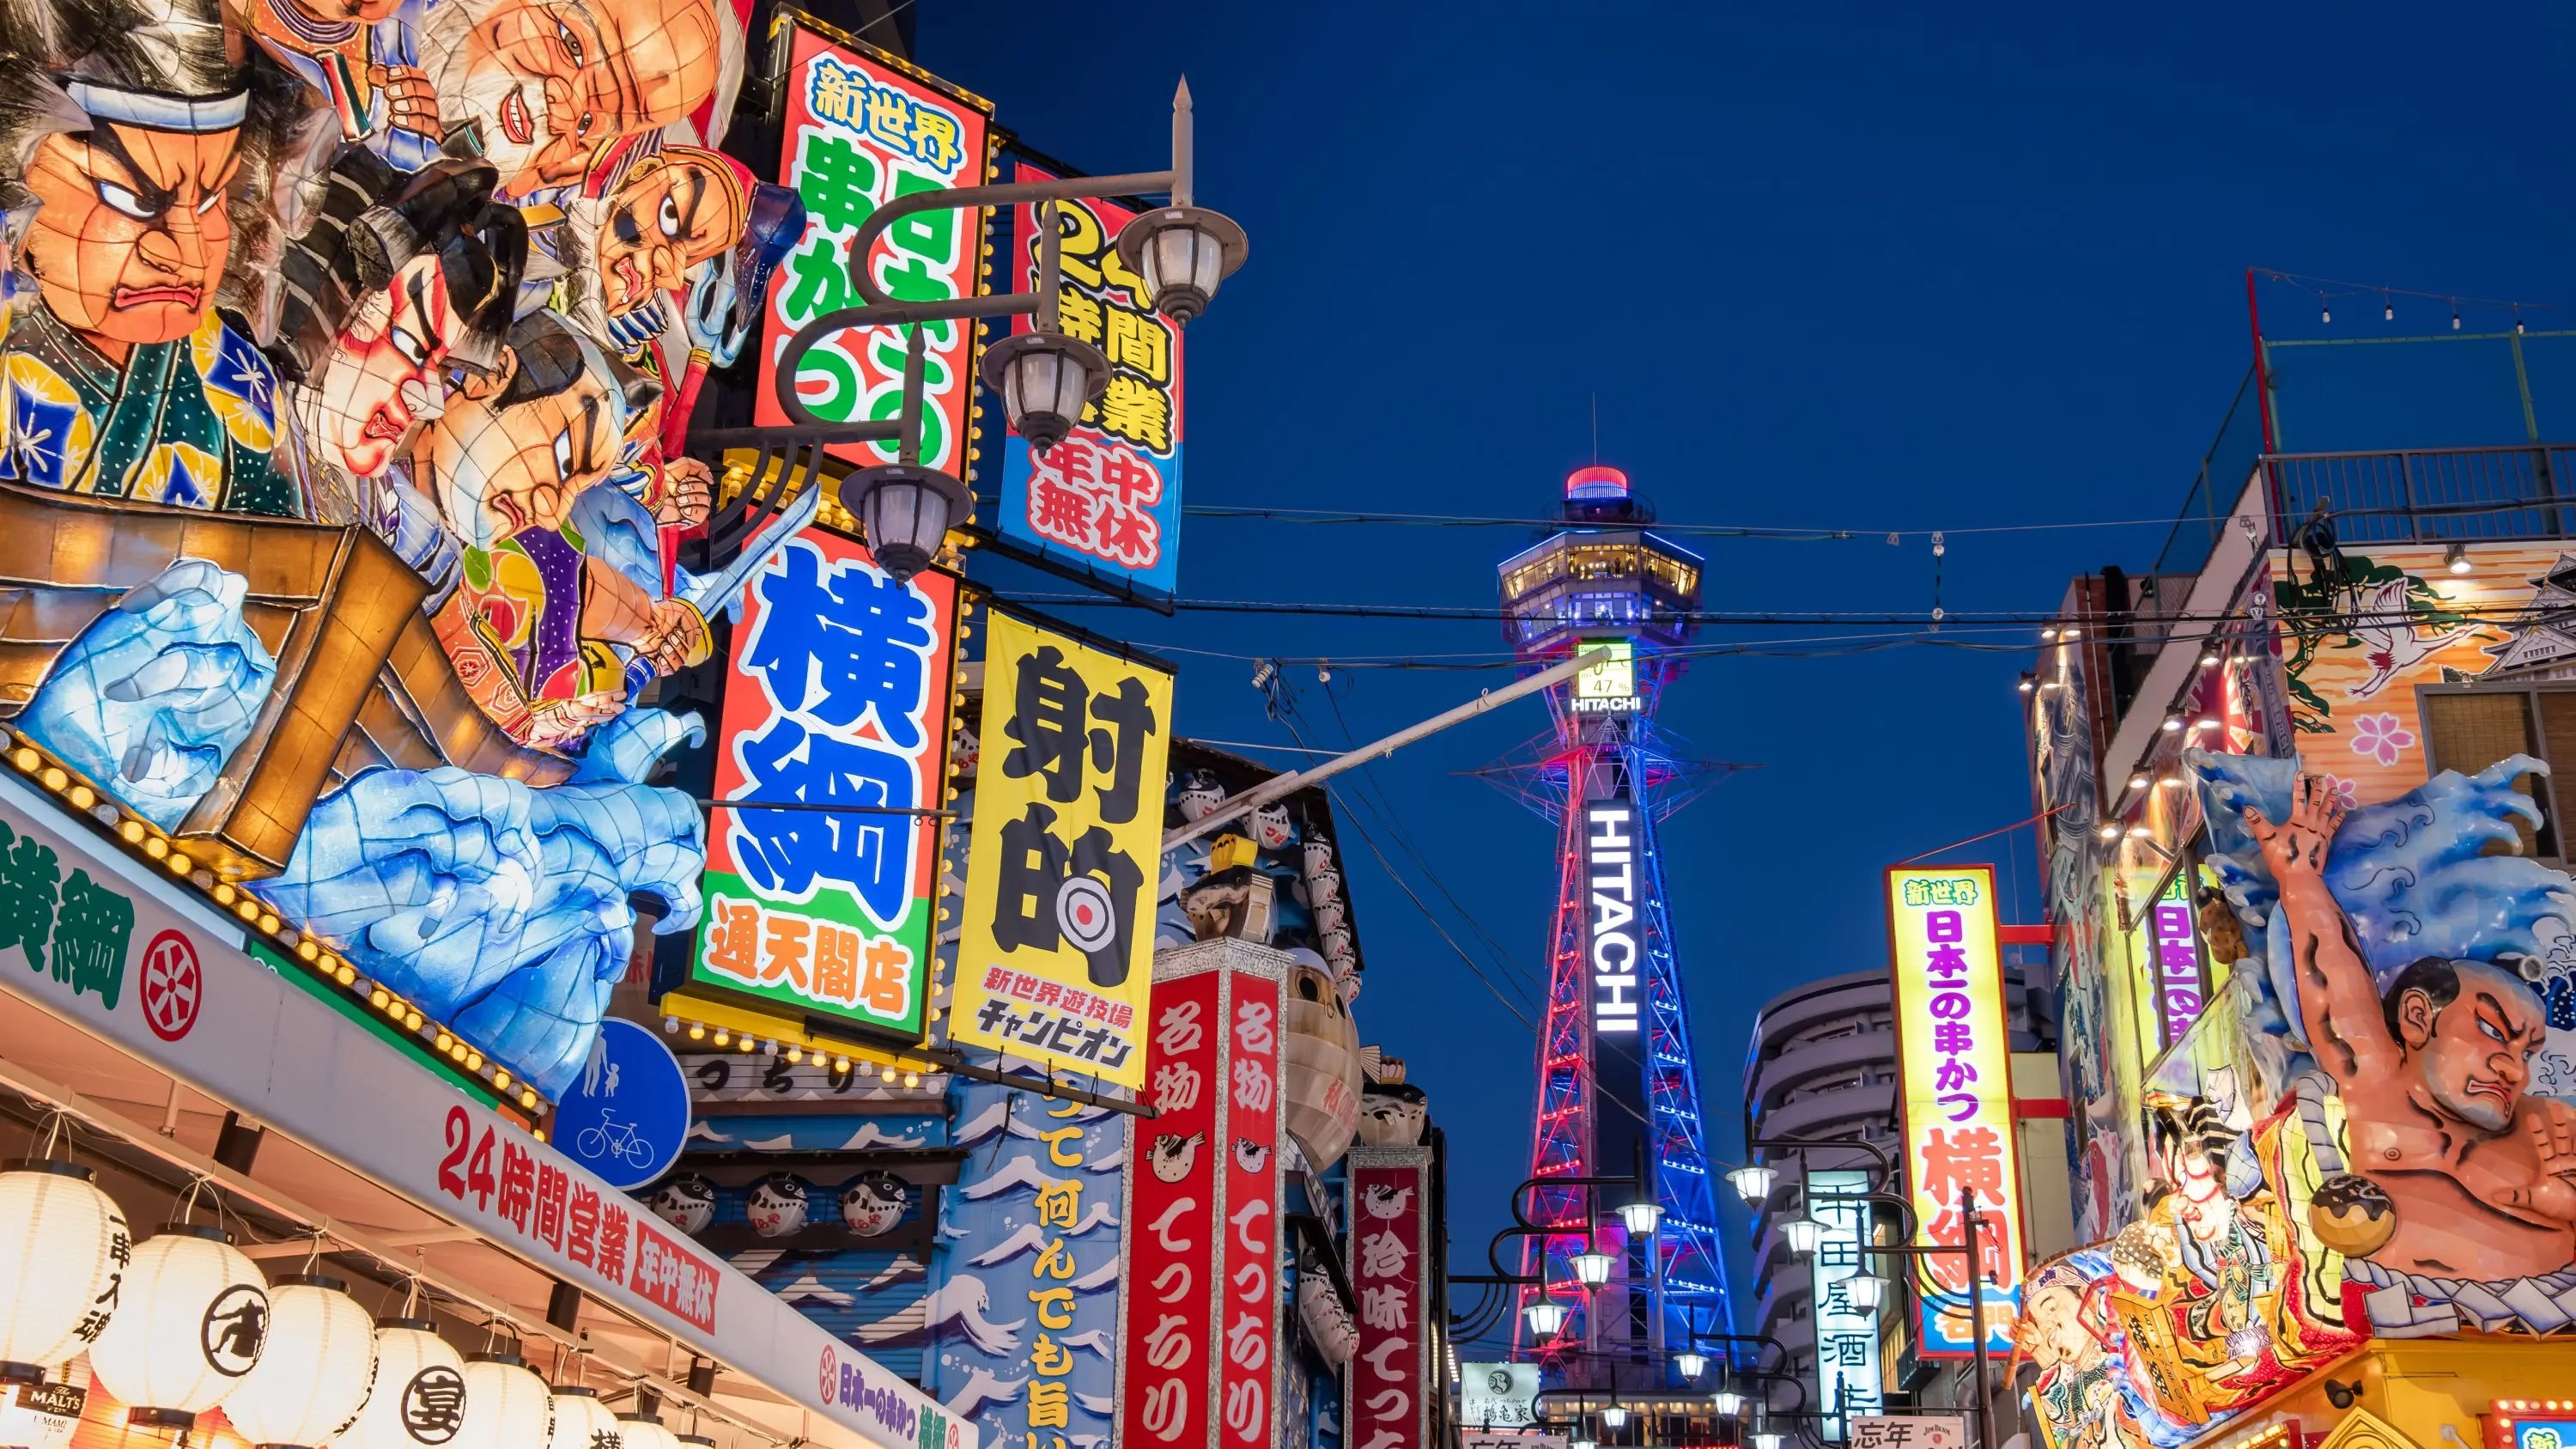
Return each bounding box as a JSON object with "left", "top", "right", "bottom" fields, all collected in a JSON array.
[{"left": 2264, "top": 443, "right": 2576, "bottom": 544}]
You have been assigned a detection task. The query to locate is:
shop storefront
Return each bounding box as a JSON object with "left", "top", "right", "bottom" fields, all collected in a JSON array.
[{"left": 0, "top": 765, "right": 956, "bottom": 1449}]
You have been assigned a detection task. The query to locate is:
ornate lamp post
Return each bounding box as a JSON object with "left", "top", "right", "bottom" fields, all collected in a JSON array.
[{"left": 770, "top": 82, "right": 1249, "bottom": 584}]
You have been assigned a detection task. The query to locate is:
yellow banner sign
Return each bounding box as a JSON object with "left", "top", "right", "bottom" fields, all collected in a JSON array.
[
  {"left": 951, "top": 612, "right": 1172, "bottom": 1087},
  {"left": 1884, "top": 864, "right": 2025, "bottom": 1357}
]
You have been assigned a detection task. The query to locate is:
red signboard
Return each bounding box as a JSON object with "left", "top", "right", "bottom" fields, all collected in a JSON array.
[
  {"left": 1347, "top": 1148, "right": 1431, "bottom": 1449},
  {"left": 1120, "top": 965, "right": 1224, "bottom": 1448},
  {"left": 1217, "top": 969, "right": 1283, "bottom": 1449}
]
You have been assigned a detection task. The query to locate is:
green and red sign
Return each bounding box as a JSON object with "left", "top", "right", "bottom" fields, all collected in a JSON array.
[{"left": 688, "top": 528, "right": 956, "bottom": 1040}]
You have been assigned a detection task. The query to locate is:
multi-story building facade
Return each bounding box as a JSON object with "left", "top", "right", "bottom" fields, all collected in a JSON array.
[
  {"left": 1741, "top": 965, "right": 2065, "bottom": 1431},
  {"left": 2015, "top": 310, "right": 2576, "bottom": 1449}
]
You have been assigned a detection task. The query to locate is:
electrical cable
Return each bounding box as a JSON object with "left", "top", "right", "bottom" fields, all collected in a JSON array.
[
  {"left": 1181, "top": 505, "right": 2195, "bottom": 539},
  {"left": 1315, "top": 685, "right": 1549, "bottom": 1005},
  {"left": 1263, "top": 709, "right": 1542, "bottom": 1032}
]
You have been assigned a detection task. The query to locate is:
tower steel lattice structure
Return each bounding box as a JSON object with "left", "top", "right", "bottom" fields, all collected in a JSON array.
[{"left": 1502, "top": 466, "right": 1731, "bottom": 1382}]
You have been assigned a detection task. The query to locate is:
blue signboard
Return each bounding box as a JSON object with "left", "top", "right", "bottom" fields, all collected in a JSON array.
[
  {"left": 925, "top": 1061, "right": 1125, "bottom": 1449},
  {"left": 555, "top": 1018, "right": 691, "bottom": 1189},
  {"left": 991, "top": 159, "right": 1184, "bottom": 600}
]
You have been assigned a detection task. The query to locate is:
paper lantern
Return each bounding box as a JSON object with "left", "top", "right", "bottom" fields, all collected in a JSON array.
[
  {"left": 0, "top": 1160, "right": 130, "bottom": 1382},
  {"left": 544, "top": 1385, "right": 621, "bottom": 1449},
  {"left": 221, "top": 1274, "right": 376, "bottom": 1448},
  {"left": 0, "top": 1380, "right": 85, "bottom": 1449},
  {"left": 618, "top": 1413, "right": 682, "bottom": 1449},
  {"left": 460, "top": 1354, "right": 553, "bottom": 1449},
  {"left": 88, "top": 1225, "right": 267, "bottom": 1429},
  {"left": 338, "top": 1318, "right": 466, "bottom": 1449}
]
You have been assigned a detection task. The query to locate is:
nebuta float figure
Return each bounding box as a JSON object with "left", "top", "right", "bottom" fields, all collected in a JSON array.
[
  {"left": 0, "top": 0, "right": 301, "bottom": 513},
  {"left": 2248, "top": 770, "right": 2576, "bottom": 1279}
]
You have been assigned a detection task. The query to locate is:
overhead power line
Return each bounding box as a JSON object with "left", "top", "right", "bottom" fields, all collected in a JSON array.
[{"left": 1182, "top": 504, "right": 2184, "bottom": 539}]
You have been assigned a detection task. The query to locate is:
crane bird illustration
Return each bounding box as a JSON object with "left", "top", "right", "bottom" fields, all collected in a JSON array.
[{"left": 2348, "top": 578, "right": 2478, "bottom": 697}]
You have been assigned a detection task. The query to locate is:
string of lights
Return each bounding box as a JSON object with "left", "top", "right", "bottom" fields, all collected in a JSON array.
[{"left": 2255, "top": 266, "right": 2561, "bottom": 332}]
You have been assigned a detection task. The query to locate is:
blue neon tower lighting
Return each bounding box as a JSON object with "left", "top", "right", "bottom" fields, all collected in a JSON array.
[{"left": 1498, "top": 464, "right": 1731, "bottom": 1378}]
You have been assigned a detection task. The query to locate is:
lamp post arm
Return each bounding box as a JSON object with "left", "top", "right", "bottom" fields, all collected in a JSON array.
[
  {"left": 1749, "top": 1133, "right": 1894, "bottom": 1186},
  {"left": 841, "top": 171, "right": 1182, "bottom": 305},
  {"left": 1166, "top": 647, "right": 1610, "bottom": 853}
]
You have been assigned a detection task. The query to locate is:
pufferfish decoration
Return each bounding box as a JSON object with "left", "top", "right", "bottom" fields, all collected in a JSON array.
[
  {"left": 838, "top": 1172, "right": 910, "bottom": 1238},
  {"left": 746, "top": 1174, "right": 810, "bottom": 1238}
]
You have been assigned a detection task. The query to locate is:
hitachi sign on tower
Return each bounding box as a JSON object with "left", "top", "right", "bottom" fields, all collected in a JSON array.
[{"left": 1587, "top": 801, "right": 1639, "bottom": 1033}]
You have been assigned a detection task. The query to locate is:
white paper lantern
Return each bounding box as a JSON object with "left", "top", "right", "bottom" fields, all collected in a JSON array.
[
  {"left": 88, "top": 1225, "right": 266, "bottom": 1429},
  {"left": 544, "top": 1385, "right": 621, "bottom": 1449},
  {"left": 337, "top": 1318, "right": 466, "bottom": 1449},
  {"left": 0, "top": 1160, "right": 130, "bottom": 1380},
  {"left": 459, "top": 1354, "right": 552, "bottom": 1449},
  {"left": 222, "top": 1275, "right": 376, "bottom": 1448},
  {"left": 0, "top": 1379, "right": 86, "bottom": 1449},
  {"left": 617, "top": 1413, "right": 682, "bottom": 1449}
]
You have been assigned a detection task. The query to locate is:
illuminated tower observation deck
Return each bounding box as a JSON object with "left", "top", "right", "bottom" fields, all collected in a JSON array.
[{"left": 1501, "top": 466, "right": 1731, "bottom": 1379}]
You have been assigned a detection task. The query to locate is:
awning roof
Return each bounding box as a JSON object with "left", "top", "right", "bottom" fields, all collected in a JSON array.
[{"left": 0, "top": 774, "right": 957, "bottom": 1449}]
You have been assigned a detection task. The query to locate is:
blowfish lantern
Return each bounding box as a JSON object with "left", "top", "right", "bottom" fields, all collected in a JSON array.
[
  {"left": 839, "top": 1172, "right": 909, "bottom": 1237},
  {"left": 644, "top": 1174, "right": 718, "bottom": 1236},
  {"left": 0, "top": 1160, "right": 130, "bottom": 1383},
  {"left": 746, "top": 1174, "right": 810, "bottom": 1238},
  {"left": 87, "top": 1225, "right": 268, "bottom": 1430},
  {"left": 1281, "top": 962, "right": 1363, "bottom": 1171},
  {"left": 219, "top": 1274, "right": 378, "bottom": 1448}
]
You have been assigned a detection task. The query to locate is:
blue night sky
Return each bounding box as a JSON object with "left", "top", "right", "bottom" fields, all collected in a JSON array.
[{"left": 915, "top": 0, "right": 2576, "bottom": 1329}]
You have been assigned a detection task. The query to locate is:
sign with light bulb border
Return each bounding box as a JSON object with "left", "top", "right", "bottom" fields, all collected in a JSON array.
[
  {"left": 1883, "top": 864, "right": 2025, "bottom": 1358},
  {"left": 756, "top": 12, "right": 994, "bottom": 471},
  {"left": 683, "top": 526, "right": 957, "bottom": 1046}
]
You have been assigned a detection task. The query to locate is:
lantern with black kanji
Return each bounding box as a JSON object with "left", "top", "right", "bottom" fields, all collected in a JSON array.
[
  {"left": 219, "top": 1274, "right": 378, "bottom": 1448},
  {"left": 337, "top": 1318, "right": 467, "bottom": 1449},
  {"left": 86, "top": 1225, "right": 267, "bottom": 1431},
  {"left": 0, "top": 1160, "right": 129, "bottom": 1384}
]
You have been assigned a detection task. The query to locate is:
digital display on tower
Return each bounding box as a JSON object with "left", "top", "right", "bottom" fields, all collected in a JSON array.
[{"left": 1570, "top": 640, "right": 1642, "bottom": 715}]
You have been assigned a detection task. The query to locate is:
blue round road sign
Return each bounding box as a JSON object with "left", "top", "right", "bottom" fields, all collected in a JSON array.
[{"left": 554, "top": 1019, "right": 690, "bottom": 1189}]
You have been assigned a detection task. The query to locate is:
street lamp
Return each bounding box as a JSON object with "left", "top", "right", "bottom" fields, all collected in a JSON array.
[
  {"left": 1844, "top": 1272, "right": 1888, "bottom": 1312},
  {"left": 1725, "top": 1165, "right": 1777, "bottom": 1204},
  {"left": 980, "top": 331, "right": 1109, "bottom": 454},
  {"left": 1601, "top": 1405, "right": 1629, "bottom": 1430},
  {"left": 1778, "top": 1217, "right": 1825, "bottom": 1257},
  {"left": 1523, "top": 1297, "right": 1569, "bottom": 1336},
  {"left": 1674, "top": 1351, "right": 1706, "bottom": 1380},
  {"left": 771, "top": 81, "right": 1247, "bottom": 581},
  {"left": 846, "top": 462, "right": 972, "bottom": 584},
  {"left": 1617, "top": 1181, "right": 1663, "bottom": 1237},
  {"left": 1115, "top": 206, "right": 1249, "bottom": 325},
  {"left": 1710, "top": 1387, "right": 1745, "bottom": 1418},
  {"left": 1570, "top": 1247, "right": 1615, "bottom": 1287},
  {"left": 1750, "top": 1431, "right": 1784, "bottom": 1449}
]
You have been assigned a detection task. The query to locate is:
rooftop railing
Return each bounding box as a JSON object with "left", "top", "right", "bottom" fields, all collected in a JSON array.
[{"left": 2263, "top": 442, "right": 2576, "bottom": 544}]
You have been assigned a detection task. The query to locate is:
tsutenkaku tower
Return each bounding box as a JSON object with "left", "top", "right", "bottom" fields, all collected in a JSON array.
[{"left": 1500, "top": 465, "right": 1730, "bottom": 1378}]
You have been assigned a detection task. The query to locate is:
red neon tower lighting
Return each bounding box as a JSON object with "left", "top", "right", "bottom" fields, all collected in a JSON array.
[{"left": 1499, "top": 465, "right": 1731, "bottom": 1379}]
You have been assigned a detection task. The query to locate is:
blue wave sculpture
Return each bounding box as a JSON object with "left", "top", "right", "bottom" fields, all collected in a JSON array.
[
  {"left": 253, "top": 708, "right": 708, "bottom": 1097},
  {"left": 21, "top": 560, "right": 278, "bottom": 831},
  {"left": 2191, "top": 748, "right": 2576, "bottom": 1052}
]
